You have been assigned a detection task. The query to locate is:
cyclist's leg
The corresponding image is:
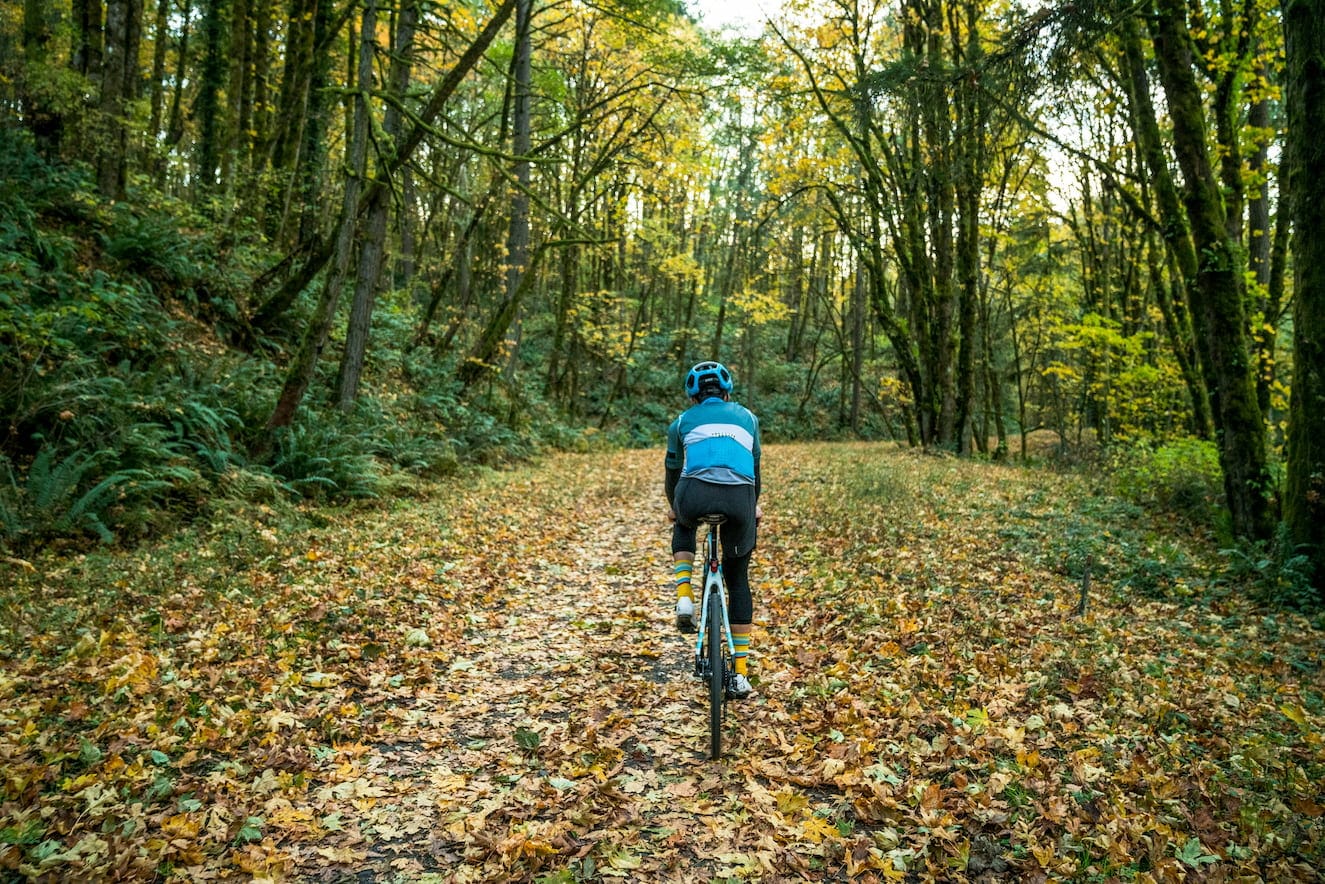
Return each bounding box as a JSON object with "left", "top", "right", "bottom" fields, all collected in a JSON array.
[
  {"left": 671, "top": 480, "right": 699, "bottom": 630},
  {"left": 718, "top": 484, "right": 757, "bottom": 693},
  {"left": 725, "top": 552, "right": 753, "bottom": 678}
]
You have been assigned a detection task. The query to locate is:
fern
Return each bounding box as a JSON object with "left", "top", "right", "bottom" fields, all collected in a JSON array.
[
  {"left": 101, "top": 204, "right": 198, "bottom": 289},
  {"left": 0, "top": 458, "right": 21, "bottom": 548},
  {"left": 266, "top": 419, "right": 379, "bottom": 500},
  {"left": 167, "top": 400, "right": 243, "bottom": 475},
  {"left": 2, "top": 447, "right": 115, "bottom": 545},
  {"left": 25, "top": 447, "right": 102, "bottom": 513},
  {"left": 0, "top": 446, "right": 197, "bottom": 548},
  {"left": 57, "top": 471, "right": 129, "bottom": 543}
]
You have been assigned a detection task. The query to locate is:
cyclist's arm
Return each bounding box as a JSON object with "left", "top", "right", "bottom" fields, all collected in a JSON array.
[
  {"left": 664, "top": 417, "right": 683, "bottom": 507},
  {"left": 752, "top": 413, "right": 762, "bottom": 499}
]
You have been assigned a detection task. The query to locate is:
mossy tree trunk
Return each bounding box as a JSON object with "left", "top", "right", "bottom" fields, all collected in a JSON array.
[
  {"left": 336, "top": 0, "right": 420, "bottom": 411},
  {"left": 194, "top": 0, "right": 229, "bottom": 198},
  {"left": 261, "top": 0, "right": 375, "bottom": 442},
  {"left": 1283, "top": 0, "right": 1325, "bottom": 595},
  {"left": 97, "top": 0, "right": 142, "bottom": 200},
  {"left": 1149, "top": 0, "right": 1274, "bottom": 542}
]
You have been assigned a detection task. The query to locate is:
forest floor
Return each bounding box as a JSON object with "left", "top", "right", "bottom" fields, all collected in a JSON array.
[{"left": 2, "top": 443, "right": 1323, "bottom": 882}]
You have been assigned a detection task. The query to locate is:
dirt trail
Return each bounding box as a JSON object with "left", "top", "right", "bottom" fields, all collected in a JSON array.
[{"left": 295, "top": 449, "right": 778, "bottom": 882}]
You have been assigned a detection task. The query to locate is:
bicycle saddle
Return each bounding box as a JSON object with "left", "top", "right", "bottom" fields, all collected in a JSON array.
[{"left": 700, "top": 513, "right": 728, "bottom": 525}]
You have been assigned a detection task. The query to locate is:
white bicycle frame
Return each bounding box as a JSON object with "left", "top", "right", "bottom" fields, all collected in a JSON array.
[{"left": 693, "top": 523, "right": 737, "bottom": 670}]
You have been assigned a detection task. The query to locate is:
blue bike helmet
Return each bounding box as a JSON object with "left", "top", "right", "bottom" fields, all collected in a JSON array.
[{"left": 685, "top": 361, "right": 734, "bottom": 399}]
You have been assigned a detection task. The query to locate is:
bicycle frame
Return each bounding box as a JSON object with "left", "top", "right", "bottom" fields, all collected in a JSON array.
[{"left": 693, "top": 521, "right": 736, "bottom": 680}]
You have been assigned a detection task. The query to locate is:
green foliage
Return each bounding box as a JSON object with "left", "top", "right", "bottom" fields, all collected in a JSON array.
[
  {"left": 0, "top": 445, "right": 193, "bottom": 550},
  {"left": 266, "top": 416, "right": 381, "bottom": 501},
  {"left": 1042, "top": 314, "right": 1192, "bottom": 444},
  {"left": 101, "top": 203, "right": 201, "bottom": 292},
  {"left": 1109, "top": 438, "right": 1228, "bottom": 535},
  {"left": 1222, "top": 525, "right": 1319, "bottom": 611}
]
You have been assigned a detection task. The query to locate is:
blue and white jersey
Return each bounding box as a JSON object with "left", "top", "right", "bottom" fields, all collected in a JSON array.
[{"left": 665, "top": 398, "right": 761, "bottom": 488}]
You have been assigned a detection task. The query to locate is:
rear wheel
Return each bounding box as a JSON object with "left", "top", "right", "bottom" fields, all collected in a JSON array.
[{"left": 707, "top": 588, "right": 724, "bottom": 760}]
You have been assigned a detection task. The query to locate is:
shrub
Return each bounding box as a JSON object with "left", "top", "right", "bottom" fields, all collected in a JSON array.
[
  {"left": 265, "top": 415, "right": 381, "bottom": 500},
  {"left": 1110, "top": 438, "right": 1227, "bottom": 534},
  {"left": 0, "top": 445, "right": 195, "bottom": 550},
  {"left": 1222, "top": 526, "right": 1319, "bottom": 611},
  {"left": 101, "top": 203, "right": 199, "bottom": 292}
]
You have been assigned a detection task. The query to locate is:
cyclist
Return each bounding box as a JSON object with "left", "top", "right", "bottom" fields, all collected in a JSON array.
[{"left": 665, "top": 361, "right": 762, "bottom": 699}]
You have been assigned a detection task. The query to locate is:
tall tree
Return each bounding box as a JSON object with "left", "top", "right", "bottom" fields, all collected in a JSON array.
[
  {"left": 1118, "top": 11, "right": 1213, "bottom": 438},
  {"left": 1283, "top": 0, "right": 1325, "bottom": 593},
  {"left": 1149, "top": 0, "right": 1274, "bottom": 541},
  {"left": 459, "top": 0, "right": 535, "bottom": 390},
  {"left": 335, "top": 0, "right": 421, "bottom": 410},
  {"left": 20, "top": 0, "right": 62, "bottom": 154},
  {"left": 97, "top": 0, "right": 143, "bottom": 199},
  {"left": 72, "top": 0, "right": 106, "bottom": 77},
  {"left": 195, "top": 0, "right": 230, "bottom": 197},
  {"left": 263, "top": 0, "right": 377, "bottom": 438}
]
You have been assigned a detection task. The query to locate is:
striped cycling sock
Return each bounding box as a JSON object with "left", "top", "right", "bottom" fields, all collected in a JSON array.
[
  {"left": 733, "top": 632, "right": 750, "bottom": 675},
  {"left": 674, "top": 561, "right": 693, "bottom": 600}
]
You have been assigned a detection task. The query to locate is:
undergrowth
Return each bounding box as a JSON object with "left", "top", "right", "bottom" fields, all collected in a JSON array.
[{"left": 0, "top": 129, "right": 575, "bottom": 554}]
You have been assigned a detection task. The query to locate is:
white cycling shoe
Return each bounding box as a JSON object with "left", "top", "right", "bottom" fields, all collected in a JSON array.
[
  {"left": 729, "top": 673, "right": 754, "bottom": 699},
  {"left": 675, "top": 597, "right": 696, "bottom": 633}
]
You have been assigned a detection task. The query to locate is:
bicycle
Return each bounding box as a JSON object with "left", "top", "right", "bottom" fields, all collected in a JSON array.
[{"left": 692, "top": 514, "right": 736, "bottom": 760}]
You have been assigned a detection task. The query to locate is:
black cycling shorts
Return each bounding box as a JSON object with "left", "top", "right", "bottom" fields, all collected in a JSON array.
[{"left": 671, "top": 478, "right": 757, "bottom": 559}]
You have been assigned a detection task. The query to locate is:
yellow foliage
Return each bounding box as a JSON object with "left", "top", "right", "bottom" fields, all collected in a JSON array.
[{"left": 730, "top": 287, "right": 791, "bottom": 324}]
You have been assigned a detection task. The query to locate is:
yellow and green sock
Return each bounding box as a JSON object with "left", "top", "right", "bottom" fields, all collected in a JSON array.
[
  {"left": 674, "top": 560, "right": 693, "bottom": 601},
  {"left": 733, "top": 631, "right": 750, "bottom": 675}
]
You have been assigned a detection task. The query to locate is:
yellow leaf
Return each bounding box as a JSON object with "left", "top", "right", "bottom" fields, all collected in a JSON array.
[
  {"left": 1281, "top": 703, "right": 1307, "bottom": 726},
  {"left": 776, "top": 789, "right": 808, "bottom": 814},
  {"left": 799, "top": 815, "right": 839, "bottom": 844},
  {"left": 303, "top": 671, "right": 341, "bottom": 689}
]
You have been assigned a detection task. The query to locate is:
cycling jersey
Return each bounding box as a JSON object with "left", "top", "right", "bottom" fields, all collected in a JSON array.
[{"left": 665, "top": 397, "right": 761, "bottom": 491}]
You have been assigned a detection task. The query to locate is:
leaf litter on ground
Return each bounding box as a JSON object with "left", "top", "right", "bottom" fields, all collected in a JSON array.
[{"left": 1, "top": 442, "right": 1322, "bottom": 881}]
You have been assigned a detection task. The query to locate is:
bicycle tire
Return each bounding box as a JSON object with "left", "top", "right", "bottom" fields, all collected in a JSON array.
[{"left": 707, "top": 587, "right": 724, "bottom": 760}]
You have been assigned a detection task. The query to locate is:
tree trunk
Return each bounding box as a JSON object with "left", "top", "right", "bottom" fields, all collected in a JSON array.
[
  {"left": 194, "top": 0, "right": 229, "bottom": 198},
  {"left": 1283, "top": 0, "right": 1325, "bottom": 595},
  {"left": 160, "top": 0, "right": 191, "bottom": 188},
  {"left": 849, "top": 261, "right": 865, "bottom": 432},
  {"left": 953, "top": 0, "right": 983, "bottom": 455},
  {"left": 147, "top": 0, "right": 169, "bottom": 161},
  {"left": 1258, "top": 208, "right": 1290, "bottom": 417},
  {"left": 220, "top": 0, "right": 250, "bottom": 191},
  {"left": 263, "top": 0, "right": 315, "bottom": 183},
  {"left": 458, "top": 0, "right": 532, "bottom": 391},
  {"left": 336, "top": 0, "right": 420, "bottom": 411},
  {"left": 261, "top": 0, "right": 376, "bottom": 441},
  {"left": 397, "top": 166, "right": 418, "bottom": 295},
  {"left": 22, "top": 0, "right": 62, "bottom": 154},
  {"left": 97, "top": 0, "right": 141, "bottom": 200},
  {"left": 249, "top": 0, "right": 273, "bottom": 182},
  {"left": 1150, "top": 0, "right": 1274, "bottom": 542},
  {"left": 72, "top": 0, "right": 105, "bottom": 77}
]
